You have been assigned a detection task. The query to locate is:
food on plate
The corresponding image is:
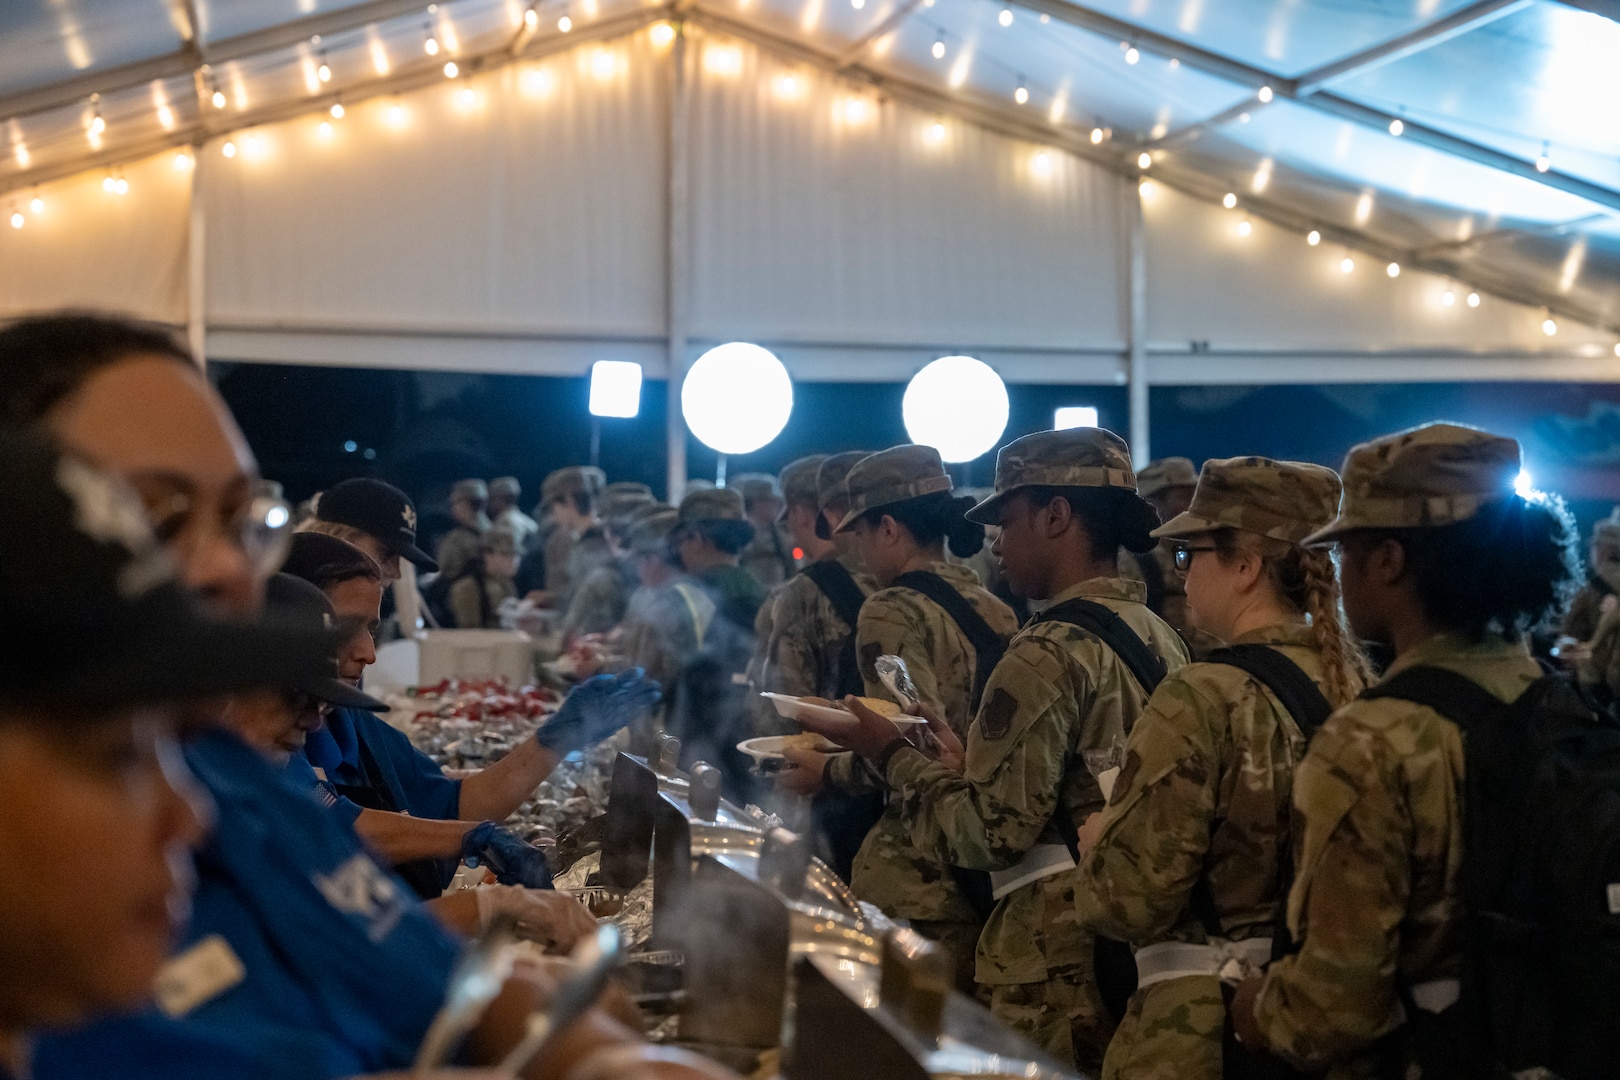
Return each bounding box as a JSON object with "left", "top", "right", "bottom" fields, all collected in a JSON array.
[
  {"left": 783, "top": 732, "right": 837, "bottom": 752},
  {"left": 798, "top": 695, "right": 902, "bottom": 718}
]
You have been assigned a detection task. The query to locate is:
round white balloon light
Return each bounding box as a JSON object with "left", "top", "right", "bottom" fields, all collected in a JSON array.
[
  {"left": 681, "top": 342, "right": 794, "bottom": 455},
  {"left": 903, "top": 355, "right": 1009, "bottom": 463}
]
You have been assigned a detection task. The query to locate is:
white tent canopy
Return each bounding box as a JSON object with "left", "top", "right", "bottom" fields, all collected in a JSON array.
[{"left": 1, "top": 0, "right": 1617, "bottom": 417}]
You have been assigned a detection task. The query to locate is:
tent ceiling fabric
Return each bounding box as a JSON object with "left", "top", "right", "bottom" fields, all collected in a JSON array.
[{"left": 0, "top": 0, "right": 1616, "bottom": 338}]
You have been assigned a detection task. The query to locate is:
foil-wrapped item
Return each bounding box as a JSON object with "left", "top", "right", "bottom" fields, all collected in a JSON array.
[{"left": 874, "top": 654, "right": 921, "bottom": 711}]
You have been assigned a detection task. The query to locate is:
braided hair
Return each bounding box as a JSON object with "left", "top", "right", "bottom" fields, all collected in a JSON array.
[{"left": 1213, "top": 529, "right": 1373, "bottom": 706}]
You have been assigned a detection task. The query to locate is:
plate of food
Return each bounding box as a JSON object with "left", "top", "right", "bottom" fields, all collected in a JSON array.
[
  {"left": 737, "top": 733, "right": 844, "bottom": 772},
  {"left": 759, "top": 693, "right": 927, "bottom": 727}
]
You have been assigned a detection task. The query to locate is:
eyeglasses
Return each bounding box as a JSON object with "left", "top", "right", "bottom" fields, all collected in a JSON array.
[
  {"left": 140, "top": 480, "right": 293, "bottom": 580},
  {"left": 1172, "top": 546, "right": 1217, "bottom": 574}
]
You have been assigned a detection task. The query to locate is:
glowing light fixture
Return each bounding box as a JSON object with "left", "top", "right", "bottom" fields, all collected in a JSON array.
[
  {"left": 1222, "top": 192, "right": 1237, "bottom": 209},
  {"left": 1257, "top": 85, "right": 1273, "bottom": 103},
  {"left": 1536, "top": 141, "right": 1550, "bottom": 172},
  {"left": 1386, "top": 262, "right": 1401, "bottom": 278},
  {"left": 999, "top": 6, "right": 1013, "bottom": 25},
  {"left": 903, "top": 356, "right": 1009, "bottom": 463},
  {"left": 1090, "top": 127, "right": 1105, "bottom": 144},
  {"left": 1054, "top": 407, "right": 1098, "bottom": 430},
  {"left": 682, "top": 343, "right": 794, "bottom": 455},
  {"left": 1014, "top": 78, "right": 1028, "bottom": 105},
  {"left": 425, "top": 32, "right": 441, "bottom": 55},
  {"left": 157, "top": 105, "right": 175, "bottom": 129},
  {"left": 1138, "top": 179, "right": 1157, "bottom": 199},
  {"left": 1340, "top": 256, "right": 1355, "bottom": 274},
  {"left": 1542, "top": 317, "right": 1558, "bottom": 336},
  {"left": 1236, "top": 218, "right": 1252, "bottom": 237},
  {"left": 1125, "top": 46, "right": 1140, "bottom": 64},
  {"left": 330, "top": 102, "right": 345, "bottom": 119},
  {"left": 932, "top": 34, "right": 946, "bottom": 59},
  {"left": 29, "top": 195, "right": 43, "bottom": 212},
  {"left": 1467, "top": 291, "right": 1481, "bottom": 307},
  {"left": 558, "top": 13, "right": 573, "bottom": 31},
  {"left": 928, "top": 121, "right": 945, "bottom": 141},
  {"left": 8, "top": 211, "right": 22, "bottom": 229},
  {"left": 1388, "top": 118, "right": 1404, "bottom": 136},
  {"left": 212, "top": 89, "right": 227, "bottom": 108},
  {"left": 443, "top": 60, "right": 459, "bottom": 78},
  {"left": 1137, "top": 151, "right": 1152, "bottom": 169},
  {"left": 589, "top": 361, "right": 643, "bottom": 418},
  {"left": 1306, "top": 230, "right": 1321, "bottom": 246},
  {"left": 1515, "top": 470, "right": 1534, "bottom": 497},
  {"left": 318, "top": 120, "right": 333, "bottom": 138},
  {"left": 650, "top": 22, "right": 675, "bottom": 45},
  {"left": 318, "top": 60, "right": 332, "bottom": 83},
  {"left": 1032, "top": 151, "right": 1051, "bottom": 175},
  {"left": 525, "top": 6, "right": 539, "bottom": 27},
  {"left": 221, "top": 139, "right": 237, "bottom": 158},
  {"left": 591, "top": 50, "right": 615, "bottom": 78},
  {"left": 1441, "top": 289, "right": 1456, "bottom": 307}
]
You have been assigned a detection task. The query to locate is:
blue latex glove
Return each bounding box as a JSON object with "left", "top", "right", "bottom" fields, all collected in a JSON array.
[
  {"left": 461, "top": 821, "right": 554, "bottom": 889},
  {"left": 535, "top": 668, "right": 662, "bottom": 755}
]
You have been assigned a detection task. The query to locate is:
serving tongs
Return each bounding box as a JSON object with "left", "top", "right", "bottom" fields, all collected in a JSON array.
[
  {"left": 496, "top": 923, "right": 625, "bottom": 1075},
  {"left": 412, "top": 915, "right": 518, "bottom": 1076}
]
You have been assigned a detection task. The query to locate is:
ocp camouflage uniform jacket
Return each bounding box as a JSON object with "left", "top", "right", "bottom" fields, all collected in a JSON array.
[
  {"left": 1078, "top": 621, "right": 1326, "bottom": 1080},
  {"left": 1253, "top": 632, "right": 1540, "bottom": 1075},
  {"left": 558, "top": 557, "right": 635, "bottom": 641},
  {"left": 753, "top": 551, "right": 876, "bottom": 737},
  {"left": 845, "top": 560, "right": 1019, "bottom": 926},
  {"left": 618, "top": 578, "right": 715, "bottom": 691},
  {"left": 885, "top": 577, "right": 1189, "bottom": 985}
]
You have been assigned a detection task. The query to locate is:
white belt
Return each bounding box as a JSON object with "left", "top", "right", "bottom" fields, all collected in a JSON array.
[
  {"left": 986, "top": 843, "right": 1075, "bottom": 901},
  {"left": 1134, "top": 938, "right": 1273, "bottom": 989},
  {"left": 1409, "top": 978, "right": 1460, "bottom": 1014}
]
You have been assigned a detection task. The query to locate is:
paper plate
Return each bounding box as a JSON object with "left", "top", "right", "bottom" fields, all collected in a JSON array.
[
  {"left": 736, "top": 735, "right": 842, "bottom": 762},
  {"left": 759, "top": 692, "right": 927, "bottom": 727}
]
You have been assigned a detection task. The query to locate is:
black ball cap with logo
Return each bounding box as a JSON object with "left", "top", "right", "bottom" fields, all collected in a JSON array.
[
  {"left": 313, "top": 478, "right": 438, "bottom": 572},
  {"left": 0, "top": 428, "right": 347, "bottom": 712}
]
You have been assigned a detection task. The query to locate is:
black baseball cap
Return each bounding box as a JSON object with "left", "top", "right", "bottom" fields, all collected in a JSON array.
[
  {"left": 313, "top": 478, "right": 437, "bottom": 572},
  {"left": 0, "top": 428, "right": 347, "bottom": 711},
  {"left": 263, "top": 575, "right": 389, "bottom": 712},
  {"left": 281, "top": 532, "right": 383, "bottom": 589}
]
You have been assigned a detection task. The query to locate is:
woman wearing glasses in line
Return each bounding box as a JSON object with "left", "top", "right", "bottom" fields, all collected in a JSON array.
[{"left": 1074, "top": 457, "right": 1372, "bottom": 1080}]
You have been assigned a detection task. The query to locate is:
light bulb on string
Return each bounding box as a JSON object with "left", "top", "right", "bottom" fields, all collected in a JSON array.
[
  {"left": 114, "top": 170, "right": 128, "bottom": 195},
  {"left": 1090, "top": 127, "right": 1105, "bottom": 144},
  {"left": 1467, "top": 291, "right": 1481, "bottom": 307},
  {"left": 1222, "top": 192, "right": 1237, "bottom": 209},
  {"left": 330, "top": 101, "right": 345, "bottom": 119},
  {"left": 458, "top": 83, "right": 476, "bottom": 107},
  {"left": 1306, "top": 229, "right": 1321, "bottom": 246},
  {"left": 89, "top": 113, "right": 105, "bottom": 136},
  {"left": 1014, "top": 77, "right": 1028, "bottom": 105},
  {"left": 932, "top": 34, "right": 946, "bottom": 59},
  {"left": 9, "top": 209, "right": 22, "bottom": 230},
  {"left": 1542, "top": 316, "right": 1558, "bottom": 336},
  {"left": 1236, "top": 217, "right": 1252, "bottom": 237},
  {"left": 14, "top": 143, "right": 29, "bottom": 168},
  {"left": 1257, "top": 85, "right": 1272, "bottom": 103},
  {"left": 173, "top": 150, "right": 192, "bottom": 169},
  {"left": 928, "top": 120, "right": 945, "bottom": 141},
  {"left": 1442, "top": 289, "right": 1456, "bottom": 307},
  {"left": 1340, "top": 255, "right": 1355, "bottom": 274},
  {"left": 1612, "top": 343, "right": 1619, "bottom": 358},
  {"left": 318, "top": 120, "right": 333, "bottom": 138},
  {"left": 318, "top": 53, "right": 332, "bottom": 83},
  {"left": 558, "top": 9, "right": 573, "bottom": 31},
  {"left": 212, "top": 89, "right": 227, "bottom": 108},
  {"left": 999, "top": 6, "right": 1013, "bottom": 25},
  {"left": 424, "top": 27, "right": 441, "bottom": 55},
  {"left": 524, "top": 6, "right": 539, "bottom": 27},
  {"left": 1388, "top": 118, "right": 1404, "bottom": 136},
  {"left": 222, "top": 139, "right": 237, "bottom": 158},
  {"left": 1125, "top": 45, "right": 1140, "bottom": 64},
  {"left": 1386, "top": 262, "right": 1401, "bottom": 277},
  {"left": 157, "top": 104, "right": 174, "bottom": 129},
  {"left": 29, "top": 194, "right": 42, "bottom": 213},
  {"left": 650, "top": 22, "right": 675, "bottom": 45},
  {"left": 443, "top": 60, "right": 458, "bottom": 78},
  {"left": 1536, "top": 141, "right": 1550, "bottom": 172},
  {"left": 1137, "top": 151, "right": 1152, "bottom": 169}
]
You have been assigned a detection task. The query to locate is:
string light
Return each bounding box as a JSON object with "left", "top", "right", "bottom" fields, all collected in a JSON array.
[
  {"left": 318, "top": 120, "right": 333, "bottom": 137},
  {"left": 1125, "top": 45, "right": 1140, "bottom": 64},
  {"left": 1137, "top": 151, "right": 1152, "bottom": 169},
  {"left": 1542, "top": 316, "right": 1558, "bottom": 336},
  {"left": 1536, "top": 141, "right": 1550, "bottom": 172},
  {"left": 386, "top": 102, "right": 407, "bottom": 127},
  {"left": 157, "top": 104, "right": 175, "bottom": 129},
  {"left": 1306, "top": 229, "right": 1321, "bottom": 246},
  {"left": 591, "top": 50, "right": 616, "bottom": 79},
  {"left": 1388, "top": 118, "right": 1404, "bottom": 136},
  {"left": 243, "top": 133, "right": 263, "bottom": 159},
  {"left": 1467, "top": 291, "right": 1481, "bottom": 307},
  {"left": 1442, "top": 289, "right": 1456, "bottom": 306},
  {"left": 222, "top": 139, "right": 237, "bottom": 157},
  {"left": 13, "top": 143, "right": 28, "bottom": 168},
  {"left": 102, "top": 174, "right": 116, "bottom": 193},
  {"left": 1236, "top": 217, "right": 1252, "bottom": 237},
  {"left": 1138, "top": 179, "right": 1157, "bottom": 199},
  {"left": 524, "top": 6, "right": 539, "bottom": 27},
  {"left": 1340, "top": 255, "right": 1355, "bottom": 274},
  {"left": 1090, "top": 127, "right": 1105, "bottom": 144},
  {"left": 9, "top": 209, "right": 22, "bottom": 229},
  {"left": 424, "top": 27, "right": 441, "bottom": 55},
  {"left": 1612, "top": 343, "right": 1620, "bottom": 358},
  {"left": 89, "top": 113, "right": 105, "bottom": 137},
  {"left": 851, "top": 0, "right": 865, "bottom": 9},
  {"left": 212, "top": 89, "right": 227, "bottom": 108},
  {"left": 1386, "top": 262, "right": 1401, "bottom": 277},
  {"left": 318, "top": 54, "right": 332, "bottom": 83},
  {"left": 1014, "top": 77, "right": 1028, "bottom": 105},
  {"left": 1222, "top": 192, "right": 1237, "bottom": 209},
  {"left": 558, "top": 10, "right": 573, "bottom": 32},
  {"left": 650, "top": 22, "right": 675, "bottom": 45},
  {"left": 1257, "top": 85, "right": 1272, "bottom": 103},
  {"left": 29, "top": 194, "right": 42, "bottom": 213},
  {"left": 457, "top": 84, "right": 476, "bottom": 107},
  {"left": 114, "top": 172, "right": 128, "bottom": 195},
  {"left": 999, "top": 6, "right": 1013, "bottom": 25},
  {"left": 928, "top": 120, "right": 945, "bottom": 141},
  {"left": 330, "top": 101, "right": 345, "bottom": 119},
  {"left": 173, "top": 150, "right": 192, "bottom": 169},
  {"left": 1169, "top": 57, "right": 1179, "bottom": 68},
  {"left": 932, "top": 34, "right": 946, "bottom": 59},
  {"left": 843, "top": 97, "right": 867, "bottom": 122},
  {"left": 1032, "top": 151, "right": 1051, "bottom": 176},
  {"left": 443, "top": 60, "right": 459, "bottom": 78}
]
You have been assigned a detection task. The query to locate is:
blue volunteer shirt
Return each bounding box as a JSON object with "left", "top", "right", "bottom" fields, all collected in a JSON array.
[
  {"left": 302, "top": 706, "right": 462, "bottom": 822},
  {"left": 35, "top": 728, "right": 461, "bottom": 1080}
]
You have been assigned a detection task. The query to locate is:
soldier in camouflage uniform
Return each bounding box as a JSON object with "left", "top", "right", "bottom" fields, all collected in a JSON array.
[
  {"left": 538, "top": 465, "right": 607, "bottom": 601},
  {"left": 1560, "top": 507, "right": 1620, "bottom": 642},
  {"left": 616, "top": 506, "right": 715, "bottom": 690},
  {"left": 825, "top": 445, "right": 1020, "bottom": 990},
  {"left": 1076, "top": 457, "right": 1369, "bottom": 1080},
  {"left": 447, "top": 525, "right": 523, "bottom": 629},
  {"left": 734, "top": 472, "right": 797, "bottom": 591},
  {"left": 802, "top": 429, "right": 1189, "bottom": 1072},
  {"left": 435, "top": 478, "right": 491, "bottom": 583},
  {"left": 1228, "top": 423, "right": 1576, "bottom": 1077},
  {"left": 1134, "top": 457, "right": 1223, "bottom": 657},
  {"left": 558, "top": 486, "right": 656, "bottom": 642},
  {"left": 488, "top": 476, "right": 540, "bottom": 550}
]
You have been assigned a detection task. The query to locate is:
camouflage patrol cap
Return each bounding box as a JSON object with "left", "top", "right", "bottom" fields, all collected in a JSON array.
[
  {"left": 481, "top": 526, "right": 520, "bottom": 555},
  {"left": 626, "top": 508, "right": 681, "bottom": 555},
  {"left": 964, "top": 428, "right": 1136, "bottom": 525},
  {"left": 601, "top": 487, "right": 656, "bottom": 522},
  {"left": 679, "top": 486, "right": 747, "bottom": 525},
  {"left": 604, "top": 481, "right": 654, "bottom": 501},
  {"left": 835, "top": 445, "right": 953, "bottom": 533},
  {"left": 489, "top": 476, "right": 522, "bottom": 499},
  {"left": 1301, "top": 422, "right": 1522, "bottom": 547},
  {"left": 541, "top": 466, "right": 606, "bottom": 505},
  {"left": 1592, "top": 508, "right": 1620, "bottom": 544},
  {"left": 450, "top": 478, "right": 488, "bottom": 504},
  {"left": 731, "top": 472, "right": 782, "bottom": 504},
  {"left": 1136, "top": 457, "right": 1198, "bottom": 498},
  {"left": 814, "top": 450, "right": 871, "bottom": 540},
  {"left": 1153, "top": 456, "right": 1342, "bottom": 545},
  {"left": 779, "top": 455, "right": 829, "bottom": 508}
]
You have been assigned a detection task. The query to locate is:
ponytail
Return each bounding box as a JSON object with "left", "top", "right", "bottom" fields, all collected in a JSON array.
[
  {"left": 862, "top": 491, "right": 987, "bottom": 558},
  {"left": 1025, "top": 486, "right": 1161, "bottom": 557},
  {"left": 1214, "top": 529, "right": 1373, "bottom": 707}
]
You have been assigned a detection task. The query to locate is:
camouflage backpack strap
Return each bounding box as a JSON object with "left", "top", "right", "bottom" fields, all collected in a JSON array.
[{"left": 892, "top": 570, "right": 1010, "bottom": 712}]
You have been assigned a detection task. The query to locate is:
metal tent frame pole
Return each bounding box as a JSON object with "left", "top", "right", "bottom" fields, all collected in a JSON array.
[{"left": 664, "top": 21, "right": 693, "bottom": 504}]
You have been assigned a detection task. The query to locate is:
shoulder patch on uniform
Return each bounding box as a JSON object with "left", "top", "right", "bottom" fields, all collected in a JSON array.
[
  {"left": 860, "top": 640, "right": 885, "bottom": 676},
  {"left": 1110, "top": 748, "right": 1142, "bottom": 806},
  {"left": 978, "top": 687, "right": 1018, "bottom": 740}
]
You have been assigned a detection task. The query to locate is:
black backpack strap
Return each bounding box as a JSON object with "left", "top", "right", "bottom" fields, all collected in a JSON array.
[
  {"left": 1360, "top": 665, "right": 1509, "bottom": 731},
  {"left": 804, "top": 560, "right": 867, "bottom": 630},
  {"left": 1036, "top": 597, "right": 1168, "bottom": 695},
  {"left": 1206, "top": 645, "right": 1335, "bottom": 744},
  {"left": 892, "top": 570, "right": 1009, "bottom": 707}
]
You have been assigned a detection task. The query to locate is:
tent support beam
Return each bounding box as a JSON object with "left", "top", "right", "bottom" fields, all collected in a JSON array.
[
  {"left": 186, "top": 142, "right": 206, "bottom": 368},
  {"left": 1126, "top": 180, "right": 1149, "bottom": 469},
  {"left": 1291, "top": 0, "right": 1532, "bottom": 93},
  {"left": 664, "top": 19, "right": 693, "bottom": 504}
]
